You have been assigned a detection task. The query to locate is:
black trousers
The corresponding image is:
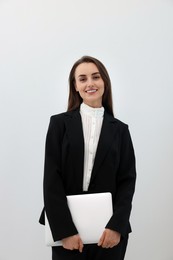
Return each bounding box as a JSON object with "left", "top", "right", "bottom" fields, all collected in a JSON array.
[{"left": 52, "top": 236, "right": 128, "bottom": 260}]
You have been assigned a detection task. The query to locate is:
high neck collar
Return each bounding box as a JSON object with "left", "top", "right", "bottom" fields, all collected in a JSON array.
[{"left": 80, "top": 103, "right": 104, "bottom": 118}]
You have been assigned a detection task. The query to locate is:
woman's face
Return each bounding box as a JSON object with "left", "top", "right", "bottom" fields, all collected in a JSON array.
[{"left": 74, "top": 62, "right": 105, "bottom": 108}]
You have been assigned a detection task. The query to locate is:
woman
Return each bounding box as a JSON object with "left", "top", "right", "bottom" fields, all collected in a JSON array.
[{"left": 39, "top": 56, "right": 136, "bottom": 260}]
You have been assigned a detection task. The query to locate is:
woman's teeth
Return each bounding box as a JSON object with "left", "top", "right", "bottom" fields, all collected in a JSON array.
[{"left": 86, "top": 89, "right": 97, "bottom": 93}]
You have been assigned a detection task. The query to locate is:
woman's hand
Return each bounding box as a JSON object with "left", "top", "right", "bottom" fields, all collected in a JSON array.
[
  {"left": 62, "top": 234, "right": 84, "bottom": 252},
  {"left": 98, "top": 228, "right": 121, "bottom": 248}
]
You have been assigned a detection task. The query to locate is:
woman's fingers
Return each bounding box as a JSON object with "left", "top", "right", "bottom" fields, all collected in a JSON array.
[
  {"left": 97, "top": 230, "right": 106, "bottom": 246},
  {"left": 98, "top": 229, "right": 121, "bottom": 248},
  {"left": 78, "top": 238, "right": 84, "bottom": 253},
  {"left": 62, "top": 235, "right": 83, "bottom": 252},
  {"left": 62, "top": 229, "right": 121, "bottom": 251}
]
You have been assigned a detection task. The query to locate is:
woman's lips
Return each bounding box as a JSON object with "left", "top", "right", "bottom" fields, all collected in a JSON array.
[{"left": 85, "top": 89, "right": 97, "bottom": 93}]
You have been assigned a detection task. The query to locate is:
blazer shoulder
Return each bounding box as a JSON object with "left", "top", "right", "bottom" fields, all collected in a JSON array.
[
  {"left": 112, "top": 117, "right": 133, "bottom": 139},
  {"left": 113, "top": 117, "right": 129, "bottom": 129},
  {"left": 45, "top": 113, "right": 67, "bottom": 134},
  {"left": 48, "top": 110, "right": 77, "bottom": 131},
  {"left": 50, "top": 110, "right": 76, "bottom": 120},
  {"left": 50, "top": 112, "right": 66, "bottom": 120},
  {"left": 46, "top": 112, "right": 70, "bottom": 138}
]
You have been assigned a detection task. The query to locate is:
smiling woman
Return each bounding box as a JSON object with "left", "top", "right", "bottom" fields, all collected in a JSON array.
[
  {"left": 74, "top": 63, "right": 105, "bottom": 108},
  {"left": 39, "top": 55, "right": 136, "bottom": 260},
  {"left": 68, "top": 56, "right": 114, "bottom": 115}
]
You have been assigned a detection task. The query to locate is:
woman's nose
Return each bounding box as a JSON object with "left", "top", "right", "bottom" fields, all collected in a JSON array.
[{"left": 87, "top": 78, "right": 94, "bottom": 87}]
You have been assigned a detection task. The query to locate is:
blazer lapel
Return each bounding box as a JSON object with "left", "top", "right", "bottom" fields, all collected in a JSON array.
[
  {"left": 90, "top": 111, "right": 117, "bottom": 183},
  {"left": 64, "top": 109, "right": 84, "bottom": 191}
]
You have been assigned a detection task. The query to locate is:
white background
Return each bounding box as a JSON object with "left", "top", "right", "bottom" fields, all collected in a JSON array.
[{"left": 0, "top": 0, "right": 173, "bottom": 259}]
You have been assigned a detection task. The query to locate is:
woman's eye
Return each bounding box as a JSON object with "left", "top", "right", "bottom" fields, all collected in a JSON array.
[
  {"left": 93, "top": 76, "right": 100, "bottom": 80},
  {"left": 79, "top": 78, "right": 86, "bottom": 82}
]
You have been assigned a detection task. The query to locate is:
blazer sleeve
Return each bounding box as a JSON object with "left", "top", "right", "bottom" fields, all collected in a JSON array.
[
  {"left": 43, "top": 115, "right": 78, "bottom": 241},
  {"left": 106, "top": 124, "right": 136, "bottom": 237}
]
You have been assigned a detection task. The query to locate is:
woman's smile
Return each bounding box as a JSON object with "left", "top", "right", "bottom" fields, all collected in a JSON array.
[
  {"left": 85, "top": 88, "right": 98, "bottom": 93},
  {"left": 75, "top": 62, "right": 105, "bottom": 108}
]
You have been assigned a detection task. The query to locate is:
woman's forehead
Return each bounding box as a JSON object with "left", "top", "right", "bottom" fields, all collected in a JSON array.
[{"left": 75, "top": 62, "right": 99, "bottom": 77}]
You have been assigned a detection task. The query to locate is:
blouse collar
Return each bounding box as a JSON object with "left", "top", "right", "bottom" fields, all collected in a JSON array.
[{"left": 80, "top": 102, "right": 104, "bottom": 118}]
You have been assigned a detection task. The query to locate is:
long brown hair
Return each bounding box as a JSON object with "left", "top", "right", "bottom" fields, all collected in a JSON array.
[{"left": 67, "top": 56, "right": 114, "bottom": 116}]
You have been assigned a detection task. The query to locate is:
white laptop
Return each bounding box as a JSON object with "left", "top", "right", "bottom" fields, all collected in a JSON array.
[{"left": 45, "top": 192, "right": 113, "bottom": 246}]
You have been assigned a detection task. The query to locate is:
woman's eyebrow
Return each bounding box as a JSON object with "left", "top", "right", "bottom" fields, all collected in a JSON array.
[
  {"left": 78, "top": 74, "right": 86, "bottom": 78},
  {"left": 78, "top": 72, "right": 100, "bottom": 78},
  {"left": 92, "top": 72, "right": 100, "bottom": 75}
]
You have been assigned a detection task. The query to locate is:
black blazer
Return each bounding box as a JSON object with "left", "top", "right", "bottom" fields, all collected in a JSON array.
[{"left": 39, "top": 108, "right": 136, "bottom": 241}]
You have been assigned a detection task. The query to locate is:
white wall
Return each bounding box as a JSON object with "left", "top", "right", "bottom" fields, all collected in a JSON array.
[{"left": 0, "top": 0, "right": 173, "bottom": 259}]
